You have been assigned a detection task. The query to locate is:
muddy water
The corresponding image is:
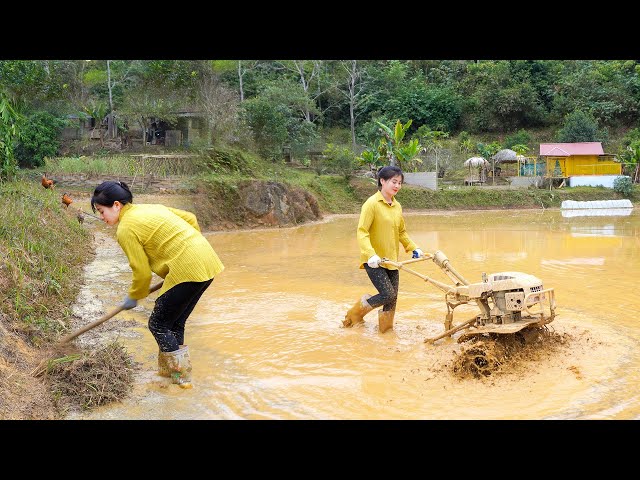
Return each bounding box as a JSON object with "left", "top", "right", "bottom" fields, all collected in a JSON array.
[{"left": 68, "top": 208, "right": 640, "bottom": 420}]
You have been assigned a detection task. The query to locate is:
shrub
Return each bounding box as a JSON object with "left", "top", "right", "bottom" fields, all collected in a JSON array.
[
  {"left": 613, "top": 176, "right": 633, "bottom": 197},
  {"left": 14, "top": 111, "right": 66, "bottom": 168},
  {"left": 504, "top": 129, "right": 531, "bottom": 150},
  {"left": 322, "top": 143, "right": 358, "bottom": 178}
]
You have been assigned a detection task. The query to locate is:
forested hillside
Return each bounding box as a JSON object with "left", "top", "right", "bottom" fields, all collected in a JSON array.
[{"left": 1, "top": 60, "right": 640, "bottom": 180}]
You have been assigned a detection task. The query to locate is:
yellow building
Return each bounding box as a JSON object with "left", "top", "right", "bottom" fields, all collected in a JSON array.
[{"left": 540, "top": 142, "right": 621, "bottom": 178}]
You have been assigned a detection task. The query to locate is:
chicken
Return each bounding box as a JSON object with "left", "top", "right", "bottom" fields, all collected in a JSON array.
[
  {"left": 61, "top": 193, "right": 73, "bottom": 208},
  {"left": 77, "top": 211, "right": 85, "bottom": 224},
  {"left": 41, "top": 174, "right": 55, "bottom": 189}
]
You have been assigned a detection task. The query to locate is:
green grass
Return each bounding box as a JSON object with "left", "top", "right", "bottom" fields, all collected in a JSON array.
[
  {"left": 45, "top": 155, "right": 138, "bottom": 175},
  {"left": 33, "top": 138, "right": 640, "bottom": 216},
  {"left": 396, "top": 183, "right": 638, "bottom": 210},
  {"left": 0, "top": 180, "right": 93, "bottom": 344}
]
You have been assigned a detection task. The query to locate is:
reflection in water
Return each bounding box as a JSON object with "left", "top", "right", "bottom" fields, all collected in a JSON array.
[
  {"left": 70, "top": 208, "right": 640, "bottom": 420},
  {"left": 561, "top": 208, "right": 633, "bottom": 218},
  {"left": 571, "top": 225, "right": 616, "bottom": 237}
]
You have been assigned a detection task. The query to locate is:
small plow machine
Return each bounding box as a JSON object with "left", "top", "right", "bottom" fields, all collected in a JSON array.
[{"left": 381, "top": 251, "right": 557, "bottom": 345}]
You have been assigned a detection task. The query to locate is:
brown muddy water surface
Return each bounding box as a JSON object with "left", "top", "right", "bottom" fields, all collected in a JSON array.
[{"left": 68, "top": 208, "right": 640, "bottom": 419}]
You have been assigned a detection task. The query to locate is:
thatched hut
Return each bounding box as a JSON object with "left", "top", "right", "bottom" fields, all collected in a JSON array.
[
  {"left": 491, "top": 149, "right": 518, "bottom": 176},
  {"left": 464, "top": 156, "right": 489, "bottom": 185}
]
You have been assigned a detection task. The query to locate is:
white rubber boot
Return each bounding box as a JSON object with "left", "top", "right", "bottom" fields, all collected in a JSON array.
[{"left": 163, "top": 345, "right": 193, "bottom": 389}]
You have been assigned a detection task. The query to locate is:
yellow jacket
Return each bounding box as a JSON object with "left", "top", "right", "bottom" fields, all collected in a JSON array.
[
  {"left": 116, "top": 203, "right": 224, "bottom": 299},
  {"left": 357, "top": 191, "right": 418, "bottom": 269}
]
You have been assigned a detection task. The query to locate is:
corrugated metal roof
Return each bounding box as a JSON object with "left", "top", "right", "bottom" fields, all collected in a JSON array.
[{"left": 540, "top": 142, "right": 604, "bottom": 156}]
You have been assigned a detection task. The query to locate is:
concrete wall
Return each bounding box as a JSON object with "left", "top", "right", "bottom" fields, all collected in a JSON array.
[
  {"left": 509, "top": 176, "right": 543, "bottom": 188},
  {"left": 403, "top": 172, "right": 437, "bottom": 190},
  {"left": 568, "top": 175, "right": 629, "bottom": 188}
]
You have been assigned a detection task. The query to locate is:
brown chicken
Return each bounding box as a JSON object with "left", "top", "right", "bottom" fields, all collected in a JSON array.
[
  {"left": 62, "top": 193, "right": 73, "bottom": 208},
  {"left": 41, "top": 174, "right": 55, "bottom": 189}
]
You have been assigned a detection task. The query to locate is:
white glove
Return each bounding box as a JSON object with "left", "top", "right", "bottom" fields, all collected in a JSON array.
[
  {"left": 412, "top": 248, "right": 424, "bottom": 259},
  {"left": 367, "top": 255, "right": 382, "bottom": 268},
  {"left": 121, "top": 296, "right": 138, "bottom": 310}
]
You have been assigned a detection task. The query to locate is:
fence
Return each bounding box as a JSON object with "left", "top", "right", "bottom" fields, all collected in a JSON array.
[
  {"left": 129, "top": 154, "right": 202, "bottom": 176},
  {"left": 44, "top": 173, "right": 190, "bottom": 193},
  {"left": 45, "top": 154, "right": 202, "bottom": 178}
]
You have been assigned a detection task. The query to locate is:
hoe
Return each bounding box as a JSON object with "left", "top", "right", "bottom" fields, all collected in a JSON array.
[{"left": 381, "top": 251, "right": 556, "bottom": 344}]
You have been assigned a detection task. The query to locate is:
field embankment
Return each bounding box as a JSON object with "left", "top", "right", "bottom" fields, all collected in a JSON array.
[{"left": 0, "top": 180, "right": 93, "bottom": 419}]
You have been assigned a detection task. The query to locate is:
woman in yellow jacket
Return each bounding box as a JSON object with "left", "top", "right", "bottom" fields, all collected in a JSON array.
[
  {"left": 91, "top": 180, "right": 224, "bottom": 388},
  {"left": 343, "top": 166, "right": 423, "bottom": 333}
]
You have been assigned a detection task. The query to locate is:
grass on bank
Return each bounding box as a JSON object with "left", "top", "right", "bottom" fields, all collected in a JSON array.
[
  {"left": 396, "top": 183, "right": 638, "bottom": 210},
  {"left": 41, "top": 144, "right": 639, "bottom": 214},
  {"left": 0, "top": 180, "right": 93, "bottom": 344}
]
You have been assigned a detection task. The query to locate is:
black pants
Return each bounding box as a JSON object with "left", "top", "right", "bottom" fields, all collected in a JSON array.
[
  {"left": 363, "top": 264, "right": 399, "bottom": 312},
  {"left": 148, "top": 278, "right": 213, "bottom": 352}
]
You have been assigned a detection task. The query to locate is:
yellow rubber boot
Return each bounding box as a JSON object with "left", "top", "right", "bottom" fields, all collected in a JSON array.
[
  {"left": 343, "top": 294, "right": 374, "bottom": 328},
  {"left": 378, "top": 309, "right": 396, "bottom": 333}
]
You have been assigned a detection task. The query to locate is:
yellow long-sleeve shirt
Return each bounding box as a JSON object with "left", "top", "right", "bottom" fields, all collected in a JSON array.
[
  {"left": 116, "top": 203, "right": 224, "bottom": 299},
  {"left": 357, "top": 190, "right": 418, "bottom": 270}
]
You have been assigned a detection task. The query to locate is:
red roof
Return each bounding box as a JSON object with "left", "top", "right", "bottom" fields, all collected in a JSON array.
[{"left": 539, "top": 142, "right": 604, "bottom": 156}]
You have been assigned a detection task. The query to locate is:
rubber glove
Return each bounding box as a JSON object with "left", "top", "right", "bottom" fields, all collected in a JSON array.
[
  {"left": 367, "top": 255, "right": 382, "bottom": 268},
  {"left": 412, "top": 248, "right": 424, "bottom": 259},
  {"left": 121, "top": 296, "right": 138, "bottom": 310}
]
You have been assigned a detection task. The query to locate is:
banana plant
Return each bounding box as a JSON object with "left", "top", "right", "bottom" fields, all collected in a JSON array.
[
  {"left": 374, "top": 119, "right": 420, "bottom": 169},
  {"left": 82, "top": 101, "right": 108, "bottom": 148},
  {"left": 0, "top": 90, "right": 22, "bottom": 180},
  {"left": 358, "top": 138, "right": 387, "bottom": 171},
  {"left": 396, "top": 138, "right": 423, "bottom": 172}
]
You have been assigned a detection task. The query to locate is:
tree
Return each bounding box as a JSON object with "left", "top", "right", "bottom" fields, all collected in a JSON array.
[
  {"left": 551, "top": 60, "right": 640, "bottom": 126},
  {"left": 82, "top": 101, "right": 108, "bottom": 148},
  {"left": 242, "top": 79, "right": 319, "bottom": 160},
  {"left": 477, "top": 141, "right": 502, "bottom": 184},
  {"left": 118, "top": 86, "right": 179, "bottom": 147},
  {"left": 58, "top": 60, "right": 94, "bottom": 111},
  {"left": 106, "top": 60, "right": 115, "bottom": 137},
  {"left": 278, "top": 60, "right": 323, "bottom": 123},
  {"left": 197, "top": 70, "right": 241, "bottom": 145},
  {"left": 234, "top": 60, "right": 259, "bottom": 103},
  {"left": 556, "top": 109, "right": 606, "bottom": 143},
  {"left": 619, "top": 140, "right": 640, "bottom": 183},
  {"left": 511, "top": 144, "right": 530, "bottom": 156},
  {"left": 337, "top": 60, "right": 365, "bottom": 151},
  {"left": 418, "top": 126, "right": 450, "bottom": 177}
]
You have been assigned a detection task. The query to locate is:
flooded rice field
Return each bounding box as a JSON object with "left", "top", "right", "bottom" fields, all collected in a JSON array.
[{"left": 68, "top": 208, "right": 640, "bottom": 419}]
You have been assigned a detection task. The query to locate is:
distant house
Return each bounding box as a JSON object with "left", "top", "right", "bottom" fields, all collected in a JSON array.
[
  {"left": 61, "top": 113, "right": 96, "bottom": 140},
  {"left": 129, "top": 107, "right": 207, "bottom": 148},
  {"left": 539, "top": 142, "right": 621, "bottom": 178}
]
